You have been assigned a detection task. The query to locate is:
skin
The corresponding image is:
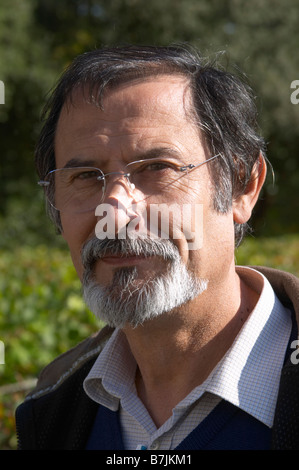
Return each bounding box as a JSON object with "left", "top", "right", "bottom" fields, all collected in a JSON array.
[{"left": 55, "top": 75, "right": 266, "bottom": 427}]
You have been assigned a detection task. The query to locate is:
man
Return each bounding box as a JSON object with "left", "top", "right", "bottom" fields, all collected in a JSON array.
[{"left": 16, "top": 45, "right": 299, "bottom": 450}]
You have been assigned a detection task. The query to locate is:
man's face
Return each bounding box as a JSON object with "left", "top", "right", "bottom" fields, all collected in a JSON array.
[{"left": 55, "top": 75, "right": 236, "bottom": 327}]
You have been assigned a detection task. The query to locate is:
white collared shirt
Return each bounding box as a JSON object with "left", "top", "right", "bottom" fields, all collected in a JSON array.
[{"left": 83, "top": 266, "right": 292, "bottom": 450}]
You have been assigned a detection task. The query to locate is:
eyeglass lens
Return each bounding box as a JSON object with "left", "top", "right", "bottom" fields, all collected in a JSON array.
[{"left": 44, "top": 158, "right": 193, "bottom": 213}]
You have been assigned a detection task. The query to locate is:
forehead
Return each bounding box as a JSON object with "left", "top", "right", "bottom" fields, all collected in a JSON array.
[
  {"left": 55, "top": 75, "right": 202, "bottom": 164},
  {"left": 59, "top": 74, "right": 195, "bottom": 125}
]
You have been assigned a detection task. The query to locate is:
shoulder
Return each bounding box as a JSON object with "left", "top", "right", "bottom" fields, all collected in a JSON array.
[
  {"left": 26, "top": 325, "right": 114, "bottom": 401},
  {"left": 15, "top": 329, "right": 114, "bottom": 450},
  {"left": 251, "top": 265, "right": 299, "bottom": 319},
  {"left": 252, "top": 266, "right": 299, "bottom": 299}
]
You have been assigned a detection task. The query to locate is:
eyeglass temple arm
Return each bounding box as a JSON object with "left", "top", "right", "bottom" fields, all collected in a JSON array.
[{"left": 180, "top": 153, "right": 221, "bottom": 172}]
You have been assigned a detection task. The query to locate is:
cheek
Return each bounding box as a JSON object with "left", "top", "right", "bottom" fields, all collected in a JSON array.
[
  {"left": 61, "top": 212, "right": 97, "bottom": 280},
  {"left": 170, "top": 185, "right": 210, "bottom": 262},
  {"left": 202, "top": 210, "right": 236, "bottom": 263},
  {"left": 174, "top": 205, "right": 204, "bottom": 264},
  {"left": 146, "top": 201, "right": 203, "bottom": 265},
  {"left": 182, "top": 194, "right": 235, "bottom": 271}
]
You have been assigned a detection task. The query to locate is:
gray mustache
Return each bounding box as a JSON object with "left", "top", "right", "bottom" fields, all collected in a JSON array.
[{"left": 81, "top": 237, "right": 180, "bottom": 270}]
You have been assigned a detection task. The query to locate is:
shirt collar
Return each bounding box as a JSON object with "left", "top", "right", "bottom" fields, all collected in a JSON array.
[
  {"left": 205, "top": 266, "right": 292, "bottom": 427},
  {"left": 84, "top": 328, "right": 137, "bottom": 411}
]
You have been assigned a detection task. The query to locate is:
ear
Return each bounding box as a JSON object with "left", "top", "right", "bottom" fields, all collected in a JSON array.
[{"left": 233, "top": 153, "right": 267, "bottom": 224}]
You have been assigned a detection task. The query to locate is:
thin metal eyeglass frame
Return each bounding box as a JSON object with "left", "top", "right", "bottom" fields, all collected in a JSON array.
[{"left": 37, "top": 153, "right": 221, "bottom": 212}]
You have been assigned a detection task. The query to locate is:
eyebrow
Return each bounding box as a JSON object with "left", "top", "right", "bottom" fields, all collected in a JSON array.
[
  {"left": 63, "top": 148, "right": 185, "bottom": 169},
  {"left": 63, "top": 158, "right": 98, "bottom": 169},
  {"left": 134, "top": 147, "right": 185, "bottom": 162}
]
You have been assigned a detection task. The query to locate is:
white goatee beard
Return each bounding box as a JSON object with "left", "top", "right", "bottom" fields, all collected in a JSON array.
[{"left": 82, "top": 237, "right": 208, "bottom": 329}]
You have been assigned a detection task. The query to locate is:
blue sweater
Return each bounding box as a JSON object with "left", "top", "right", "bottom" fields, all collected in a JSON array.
[
  {"left": 86, "top": 309, "right": 298, "bottom": 451},
  {"left": 86, "top": 400, "right": 271, "bottom": 450}
]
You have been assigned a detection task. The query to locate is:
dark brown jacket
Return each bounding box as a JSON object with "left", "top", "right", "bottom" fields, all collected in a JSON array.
[{"left": 15, "top": 267, "right": 299, "bottom": 449}]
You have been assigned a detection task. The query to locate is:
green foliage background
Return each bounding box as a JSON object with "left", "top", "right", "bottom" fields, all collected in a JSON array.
[
  {"left": 1, "top": 236, "right": 299, "bottom": 449},
  {"left": 0, "top": 0, "right": 299, "bottom": 450}
]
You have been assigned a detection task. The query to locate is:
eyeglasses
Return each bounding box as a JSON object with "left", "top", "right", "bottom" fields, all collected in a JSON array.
[{"left": 38, "top": 153, "right": 221, "bottom": 214}]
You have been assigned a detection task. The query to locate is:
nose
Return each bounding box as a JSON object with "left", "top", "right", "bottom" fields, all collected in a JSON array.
[
  {"left": 102, "top": 171, "right": 136, "bottom": 204},
  {"left": 95, "top": 173, "right": 147, "bottom": 239},
  {"left": 105, "top": 171, "right": 134, "bottom": 185}
]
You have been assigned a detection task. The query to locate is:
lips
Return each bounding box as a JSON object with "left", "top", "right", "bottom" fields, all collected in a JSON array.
[{"left": 81, "top": 237, "right": 179, "bottom": 273}]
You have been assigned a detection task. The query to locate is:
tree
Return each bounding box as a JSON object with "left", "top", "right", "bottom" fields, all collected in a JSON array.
[{"left": 1, "top": 0, "right": 299, "bottom": 247}]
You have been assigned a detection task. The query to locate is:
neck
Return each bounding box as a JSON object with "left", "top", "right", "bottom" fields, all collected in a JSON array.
[{"left": 123, "top": 269, "right": 258, "bottom": 427}]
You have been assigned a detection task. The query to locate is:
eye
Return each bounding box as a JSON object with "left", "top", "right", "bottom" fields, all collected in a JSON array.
[
  {"left": 76, "top": 170, "right": 99, "bottom": 179},
  {"left": 139, "top": 160, "right": 178, "bottom": 172},
  {"left": 147, "top": 162, "right": 170, "bottom": 171},
  {"left": 70, "top": 169, "right": 100, "bottom": 182}
]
